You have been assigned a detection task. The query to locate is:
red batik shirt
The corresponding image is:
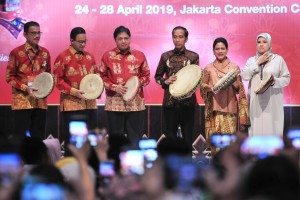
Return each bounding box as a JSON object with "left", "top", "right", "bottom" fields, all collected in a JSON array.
[
  {"left": 100, "top": 48, "right": 150, "bottom": 111},
  {"left": 53, "top": 46, "right": 99, "bottom": 111},
  {"left": 6, "top": 42, "right": 51, "bottom": 110}
]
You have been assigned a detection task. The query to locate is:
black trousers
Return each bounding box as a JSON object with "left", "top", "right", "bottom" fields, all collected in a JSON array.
[
  {"left": 61, "top": 109, "right": 98, "bottom": 149},
  {"left": 12, "top": 108, "right": 47, "bottom": 140},
  {"left": 163, "top": 106, "right": 196, "bottom": 149},
  {"left": 106, "top": 110, "right": 145, "bottom": 147}
]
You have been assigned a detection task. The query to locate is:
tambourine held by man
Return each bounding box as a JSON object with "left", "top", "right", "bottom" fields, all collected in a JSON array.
[
  {"left": 123, "top": 76, "right": 140, "bottom": 101},
  {"left": 169, "top": 64, "right": 202, "bottom": 100},
  {"left": 254, "top": 74, "right": 274, "bottom": 94},
  {"left": 213, "top": 69, "right": 238, "bottom": 93},
  {"left": 79, "top": 74, "right": 104, "bottom": 100},
  {"left": 32, "top": 72, "right": 54, "bottom": 99}
]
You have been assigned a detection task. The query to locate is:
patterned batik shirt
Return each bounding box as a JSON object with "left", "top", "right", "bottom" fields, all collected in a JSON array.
[
  {"left": 100, "top": 48, "right": 150, "bottom": 111},
  {"left": 6, "top": 42, "right": 51, "bottom": 110},
  {"left": 155, "top": 48, "right": 199, "bottom": 107},
  {"left": 53, "top": 46, "right": 99, "bottom": 111}
]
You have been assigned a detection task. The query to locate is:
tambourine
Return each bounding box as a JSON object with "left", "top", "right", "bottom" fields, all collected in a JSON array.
[
  {"left": 79, "top": 74, "right": 104, "bottom": 100},
  {"left": 213, "top": 68, "right": 238, "bottom": 92},
  {"left": 254, "top": 74, "right": 273, "bottom": 94},
  {"left": 123, "top": 76, "right": 140, "bottom": 101},
  {"left": 169, "top": 64, "right": 202, "bottom": 100},
  {"left": 32, "top": 72, "right": 54, "bottom": 98}
]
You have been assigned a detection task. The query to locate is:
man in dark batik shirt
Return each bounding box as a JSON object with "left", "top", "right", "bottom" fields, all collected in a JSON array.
[{"left": 155, "top": 26, "right": 200, "bottom": 150}]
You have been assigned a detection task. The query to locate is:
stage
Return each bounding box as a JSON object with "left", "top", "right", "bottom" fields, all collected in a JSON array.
[{"left": 0, "top": 105, "right": 297, "bottom": 143}]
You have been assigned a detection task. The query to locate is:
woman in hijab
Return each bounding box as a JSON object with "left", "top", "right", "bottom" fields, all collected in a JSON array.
[
  {"left": 200, "top": 37, "right": 249, "bottom": 156},
  {"left": 240, "top": 33, "right": 290, "bottom": 136}
]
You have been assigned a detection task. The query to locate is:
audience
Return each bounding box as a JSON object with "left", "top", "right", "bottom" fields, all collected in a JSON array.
[{"left": 0, "top": 128, "right": 300, "bottom": 200}]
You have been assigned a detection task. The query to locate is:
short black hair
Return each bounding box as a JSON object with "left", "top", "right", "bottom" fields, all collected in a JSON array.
[
  {"left": 24, "top": 21, "right": 40, "bottom": 33},
  {"left": 113, "top": 26, "right": 131, "bottom": 39},
  {"left": 213, "top": 37, "right": 228, "bottom": 49},
  {"left": 70, "top": 27, "right": 86, "bottom": 40},
  {"left": 172, "top": 26, "right": 189, "bottom": 38},
  {"left": 19, "top": 136, "right": 49, "bottom": 165}
]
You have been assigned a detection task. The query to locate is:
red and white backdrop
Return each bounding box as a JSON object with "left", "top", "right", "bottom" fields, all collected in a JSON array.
[{"left": 1, "top": 0, "right": 299, "bottom": 105}]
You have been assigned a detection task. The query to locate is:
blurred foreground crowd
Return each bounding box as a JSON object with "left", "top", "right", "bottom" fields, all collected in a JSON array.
[{"left": 0, "top": 130, "right": 299, "bottom": 200}]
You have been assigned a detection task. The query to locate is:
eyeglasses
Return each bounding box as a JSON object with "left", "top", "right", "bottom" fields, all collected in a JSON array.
[
  {"left": 27, "top": 32, "right": 42, "bottom": 36},
  {"left": 75, "top": 40, "right": 88, "bottom": 45}
]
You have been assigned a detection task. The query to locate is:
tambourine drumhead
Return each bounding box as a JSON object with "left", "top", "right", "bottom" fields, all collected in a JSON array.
[
  {"left": 32, "top": 72, "right": 54, "bottom": 99},
  {"left": 123, "top": 76, "right": 139, "bottom": 101},
  {"left": 169, "top": 64, "right": 202, "bottom": 98},
  {"left": 254, "top": 74, "right": 273, "bottom": 94},
  {"left": 213, "top": 69, "right": 238, "bottom": 92},
  {"left": 80, "top": 74, "right": 104, "bottom": 100}
]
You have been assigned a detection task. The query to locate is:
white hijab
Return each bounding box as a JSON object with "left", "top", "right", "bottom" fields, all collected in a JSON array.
[{"left": 256, "top": 33, "right": 272, "bottom": 58}]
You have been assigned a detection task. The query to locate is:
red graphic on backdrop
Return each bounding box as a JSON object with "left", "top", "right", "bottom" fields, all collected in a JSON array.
[{"left": 0, "top": 0, "right": 25, "bottom": 39}]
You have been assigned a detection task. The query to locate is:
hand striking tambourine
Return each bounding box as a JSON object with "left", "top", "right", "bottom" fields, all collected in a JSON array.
[
  {"left": 213, "top": 68, "right": 238, "bottom": 93},
  {"left": 79, "top": 74, "right": 104, "bottom": 100},
  {"left": 254, "top": 74, "right": 274, "bottom": 94},
  {"left": 169, "top": 64, "right": 202, "bottom": 100},
  {"left": 32, "top": 72, "right": 54, "bottom": 98},
  {"left": 123, "top": 76, "right": 140, "bottom": 101}
]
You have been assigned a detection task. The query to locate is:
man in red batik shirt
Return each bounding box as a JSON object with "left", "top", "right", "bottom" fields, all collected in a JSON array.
[
  {"left": 100, "top": 25, "right": 150, "bottom": 146},
  {"left": 6, "top": 21, "right": 51, "bottom": 141},
  {"left": 53, "top": 27, "right": 100, "bottom": 149}
]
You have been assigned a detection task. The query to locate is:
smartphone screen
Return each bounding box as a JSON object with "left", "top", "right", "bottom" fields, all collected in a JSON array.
[
  {"left": 21, "top": 183, "right": 65, "bottom": 199},
  {"left": 88, "top": 133, "right": 104, "bottom": 146},
  {"left": 0, "top": 153, "right": 21, "bottom": 174},
  {"left": 138, "top": 139, "right": 158, "bottom": 168},
  {"left": 0, "top": 153, "right": 21, "bottom": 186},
  {"left": 119, "top": 150, "right": 144, "bottom": 175},
  {"left": 99, "top": 161, "right": 115, "bottom": 177},
  {"left": 164, "top": 155, "right": 199, "bottom": 192},
  {"left": 211, "top": 133, "right": 236, "bottom": 148},
  {"left": 69, "top": 121, "right": 88, "bottom": 148},
  {"left": 139, "top": 139, "right": 157, "bottom": 149},
  {"left": 287, "top": 129, "right": 300, "bottom": 150},
  {"left": 240, "top": 135, "right": 284, "bottom": 159}
]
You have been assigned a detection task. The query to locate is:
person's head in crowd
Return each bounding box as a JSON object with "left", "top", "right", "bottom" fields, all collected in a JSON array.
[
  {"left": 23, "top": 21, "right": 41, "bottom": 48},
  {"left": 43, "top": 138, "right": 62, "bottom": 164},
  {"left": 70, "top": 27, "right": 87, "bottom": 52},
  {"left": 10, "top": 164, "right": 78, "bottom": 200},
  {"left": 19, "top": 136, "right": 50, "bottom": 165},
  {"left": 55, "top": 157, "right": 96, "bottom": 185},
  {"left": 172, "top": 26, "right": 188, "bottom": 51},
  {"left": 240, "top": 155, "right": 300, "bottom": 200},
  {"left": 113, "top": 25, "right": 131, "bottom": 53},
  {"left": 156, "top": 137, "right": 191, "bottom": 157}
]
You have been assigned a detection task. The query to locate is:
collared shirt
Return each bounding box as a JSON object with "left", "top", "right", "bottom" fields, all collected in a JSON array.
[
  {"left": 6, "top": 42, "right": 51, "bottom": 110},
  {"left": 53, "top": 46, "right": 99, "bottom": 111},
  {"left": 100, "top": 47, "right": 150, "bottom": 111},
  {"left": 155, "top": 48, "right": 199, "bottom": 107}
]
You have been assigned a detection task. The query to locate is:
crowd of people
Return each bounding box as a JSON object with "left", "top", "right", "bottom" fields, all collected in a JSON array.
[
  {"left": 2, "top": 20, "right": 296, "bottom": 199},
  {"left": 0, "top": 130, "right": 299, "bottom": 200}
]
